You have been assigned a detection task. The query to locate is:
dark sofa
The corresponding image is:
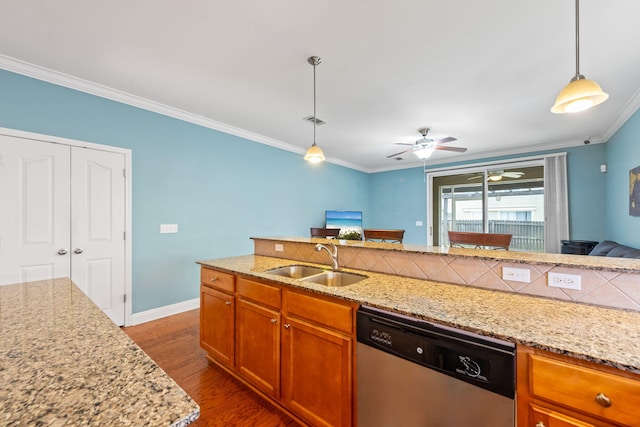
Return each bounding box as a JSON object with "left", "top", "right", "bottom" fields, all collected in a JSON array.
[{"left": 588, "top": 240, "right": 640, "bottom": 259}]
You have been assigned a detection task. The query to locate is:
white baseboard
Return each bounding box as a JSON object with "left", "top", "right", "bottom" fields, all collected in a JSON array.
[{"left": 129, "top": 298, "right": 200, "bottom": 326}]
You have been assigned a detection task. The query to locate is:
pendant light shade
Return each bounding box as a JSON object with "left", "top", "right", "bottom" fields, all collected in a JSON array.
[
  {"left": 551, "top": 74, "right": 609, "bottom": 113},
  {"left": 551, "top": 0, "right": 608, "bottom": 114},
  {"left": 304, "top": 56, "right": 326, "bottom": 163},
  {"left": 304, "top": 143, "right": 325, "bottom": 163}
]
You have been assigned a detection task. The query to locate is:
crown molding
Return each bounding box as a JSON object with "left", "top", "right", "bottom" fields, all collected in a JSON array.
[
  {"left": 366, "top": 136, "right": 604, "bottom": 174},
  {"left": 0, "top": 54, "right": 370, "bottom": 171},
  {"left": 1, "top": 54, "right": 632, "bottom": 176},
  {"left": 602, "top": 86, "right": 640, "bottom": 141}
]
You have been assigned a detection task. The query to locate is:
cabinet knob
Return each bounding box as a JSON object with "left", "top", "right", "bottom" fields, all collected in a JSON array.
[
  {"left": 225, "top": 301, "right": 231, "bottom": 306},
  {"left": 57, "top": 249, "right": 68, "bottom": 255},
  {"left": 73, "top": 248, "right": 84, "bottom": 254},
  {"left": 535, "top": 423, "right": 545, "bottom": 427},
  {"left": 595, "top": 392, "right": 612, "bottom": 408},
  {"left": 284, "top": 323, "right": 290, "bottom": 329},
  {"left": 270, "top": 318, "right": 277, "bottom": 324},
  {"left": 211, "top": 277, "right": 218, "bottom": 282}
]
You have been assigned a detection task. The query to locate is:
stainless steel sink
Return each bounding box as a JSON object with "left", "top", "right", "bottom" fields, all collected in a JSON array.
[
  {"left": 301, "top": 271, "right": 368, "bottom": 287},
  {"left": 266, "top": 265, "right": 326, "bottom": 279}
]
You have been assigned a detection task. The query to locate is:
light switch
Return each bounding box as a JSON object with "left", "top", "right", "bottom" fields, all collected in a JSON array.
[
  {"left": 502, "top": 267, "right": 530, "bottom": 283},
  {"left": 416, "top": 221, "right": 423, "bottom": 226},
  {"left": 160, "top": 224, "right": 178, "bottom": 234},
  {"left": 275, "top": 244, "right": 284, "bottom": 252}
]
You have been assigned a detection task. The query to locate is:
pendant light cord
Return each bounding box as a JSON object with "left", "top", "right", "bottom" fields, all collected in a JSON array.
[
  {"left": 313, "top": 60, "right": 317, "bottom": 145},
  {"left": 575, "top": 0, "right": 580, "bottom": 77}
]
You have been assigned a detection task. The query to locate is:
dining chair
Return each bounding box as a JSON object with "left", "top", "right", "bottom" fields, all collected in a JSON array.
[
  {"left": 363, "top": 229, "right": 405, "bottom": 243},
  {"left": 448, "top": 231, "right": 512, "bottom": 250},
  {"left": 310, "top": 227, "right": 341, "bottom": 238}
]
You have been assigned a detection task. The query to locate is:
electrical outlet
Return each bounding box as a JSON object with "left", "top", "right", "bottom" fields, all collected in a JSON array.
[
  {"left": 415, "top": 221, "right": 423, "bottom": 226},
  {"left": 548, "top": 272, "right": 582, "bottom": 290},
  {"left": 275, "top": 244, "right": 284, "bottom": 252},
  {"left": 502, "top": 267, "right": 530, "bottom": 282},
  {"left": 160, "top": 224, "right": 178, "bottom": 233}
]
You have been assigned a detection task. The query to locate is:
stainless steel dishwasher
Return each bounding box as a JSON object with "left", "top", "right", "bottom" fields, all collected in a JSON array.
[{"left": 357, "top": 306, "right": 515, "bottom": 427}]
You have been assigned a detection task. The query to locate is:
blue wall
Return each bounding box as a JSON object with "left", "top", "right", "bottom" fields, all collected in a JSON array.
[
  {"left": 370, "top": 144, "right": 608, "bottom": 245},
  {"left": 605, "top": 108, "right": 640, "bottom": 246},
  {"left": 1, "top": 68, "right": 636, "bottom": 312},
  {"left": 0, "top": 70, "right": 369, "bottom": 313}
]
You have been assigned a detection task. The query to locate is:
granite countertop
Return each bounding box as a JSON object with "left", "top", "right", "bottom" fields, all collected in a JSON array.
[
  {"left": 254, "top": 236, "right": 640, "bottom": 274},
  {"left": 199, "top": 255, "right": 640, "bottom": 374},
  {"left": 0, "top": 278, "right": 199, "bottom": 426}
]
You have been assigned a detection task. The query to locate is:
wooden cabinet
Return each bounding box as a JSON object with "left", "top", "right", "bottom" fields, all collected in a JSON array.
[
  {"left": 200, "top": 284, "right": 235, "bottom": 368},
  {"left": 282, "top": 291, "right": 353, "bottom": 427},
  {"left": 200, "top": 266, "right": 357, "bottom": 427},
  {"left": 517, "top": 345, "right": 640, "bottom": 427},
  {"left": 236, "top": 277, "right": 281, "bottom": 399}
]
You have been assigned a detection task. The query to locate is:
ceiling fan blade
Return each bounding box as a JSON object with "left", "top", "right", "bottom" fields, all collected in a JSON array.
[
  {"left": 386, "top": 147, "right": 417, "bottom": 158},
  {"left": 430, "top": 136, "right": 457, "bottom": 145},
  {"left": 467, "top": 175, "right": 483, "bottom": 180},
  {"left": 432, "top": 145, "right": 467, "bottom": 153},
  {"left": 392, "top": 142, "right": 417, "bottom": 146},
  {"left": 502, "top": 172, "right": 524, "bottom": 178}
]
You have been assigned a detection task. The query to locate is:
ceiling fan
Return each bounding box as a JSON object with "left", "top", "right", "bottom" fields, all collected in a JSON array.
[
  {"left": 468, "top": 170, "right": 525, "bottom": 181},
  {"left": 387, "top": 128, "right": 467, "bottom": 159}
]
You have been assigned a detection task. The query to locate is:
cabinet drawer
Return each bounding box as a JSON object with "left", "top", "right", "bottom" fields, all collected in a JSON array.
[
  {"left": 285, "top": 291, "right": 353, "bottom": 335},
  {"left": 529, "top": 354, "right": 640, "bottom": 426},
  {"left": 237, "top": 277, "right": 281, "bottom": 309},
  {"left": 529, "top": 403, "right": 597, "bottom": 427},
  {"left": 201, "top": 267, "right": 235, "bottom": 293}
]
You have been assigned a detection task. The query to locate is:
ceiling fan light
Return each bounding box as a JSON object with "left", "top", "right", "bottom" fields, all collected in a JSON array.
[
  {"left": 488, "top": 174, "right": 503, "bottom": 181},
  {"left": 414, "top": 147, "right": 435, "bottom": 159},
  {"left": 551, "top": 77, "right": 609, "bottom": 114},
  {"left": 304, "top": 143, "right": 325, "bottom": 163}
]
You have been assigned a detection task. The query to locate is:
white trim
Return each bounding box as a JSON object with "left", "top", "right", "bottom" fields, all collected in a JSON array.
[
  {"left": 0, "top": 126, "right": 134, "bottom": 326},
  {"left": 129, "top": 298, "right": 200, "bottom": 326},
  {"left": 603, "top": 86, "right": 640, "bottom": 141},
  {"left": 0, "top": 54, "right": 368, "bottom": 173},
  {"left": 424, "top": 153, "right": 561, "bottom": 176}
]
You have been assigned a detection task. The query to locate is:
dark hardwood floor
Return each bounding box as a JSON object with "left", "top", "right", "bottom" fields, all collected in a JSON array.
[{"left": 123, "top": 309, "right": 301, "bottom": 427}]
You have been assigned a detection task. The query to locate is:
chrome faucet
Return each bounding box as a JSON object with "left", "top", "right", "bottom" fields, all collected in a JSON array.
[{"left": 315, "top": 243, "right": 339, "bottom": 271}]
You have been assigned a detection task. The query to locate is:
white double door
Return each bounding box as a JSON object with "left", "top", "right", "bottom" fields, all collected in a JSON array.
[{"left": 0, "top": 133, "right": 127, "bottom": 325}]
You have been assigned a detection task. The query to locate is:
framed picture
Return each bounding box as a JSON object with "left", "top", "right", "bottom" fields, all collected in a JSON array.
[{"left": 630, "top": 166, "right": 640, "bottom": 217}]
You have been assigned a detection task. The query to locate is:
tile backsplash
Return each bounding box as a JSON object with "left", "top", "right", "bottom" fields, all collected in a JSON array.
[{"left": 254, "top": 239, "right": 640, "bottom": 312}]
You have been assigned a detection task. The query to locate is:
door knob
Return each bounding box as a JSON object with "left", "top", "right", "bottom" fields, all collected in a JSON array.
[
  {"left": 57, "top": 249, "right": 68, "bottom": 255},
  {"left": 74, "top": 248, "right": 84, "bottom": 254}
]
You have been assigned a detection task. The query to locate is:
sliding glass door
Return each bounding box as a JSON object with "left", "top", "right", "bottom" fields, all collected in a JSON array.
[{"left": 429, "top": 164, "right": 544, "bottom": 251}]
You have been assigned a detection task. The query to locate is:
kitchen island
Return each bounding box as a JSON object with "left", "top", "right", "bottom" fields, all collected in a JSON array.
[
  {"left": 199, "top": 254, "right": 640, "bottom": 373},
  {"left": 0, "top": 278, "right": 199, "bottom": 426}
]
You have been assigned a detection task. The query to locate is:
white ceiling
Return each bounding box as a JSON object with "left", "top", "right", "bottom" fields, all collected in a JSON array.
[{"left": 1, "top": 0, "right": 640, "bottom": 172}]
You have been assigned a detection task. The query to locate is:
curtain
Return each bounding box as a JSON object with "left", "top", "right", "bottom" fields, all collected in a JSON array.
[{"left": 544, "top": 154, "right": 569, "bottom": 253}]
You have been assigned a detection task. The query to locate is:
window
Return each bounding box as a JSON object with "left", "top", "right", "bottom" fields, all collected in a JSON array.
[{"left": 428, "top": 164, "right": 545, "bottom": 252}]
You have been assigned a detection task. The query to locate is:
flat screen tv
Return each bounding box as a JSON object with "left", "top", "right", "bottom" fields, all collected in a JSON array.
[{"left": 325, "top": 210, "right": 363, "bottom": 236}]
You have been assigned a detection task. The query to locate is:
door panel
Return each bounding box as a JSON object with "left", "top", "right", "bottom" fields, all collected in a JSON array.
[
  {"left": 71, "top": 148, "right": 126, "bottom": 325},
  {"left": 0, "top": 135, "right": 71, "bottom": 284},
  {"left": 0, "top": 133, "right": 127, "bottom": 325}
]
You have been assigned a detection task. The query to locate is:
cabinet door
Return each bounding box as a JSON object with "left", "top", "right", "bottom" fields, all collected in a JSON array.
[
  {"left": 200, "top": 285, "right": 234, "bottom": 368},
  {"left": 236, "top": 299, "right": 280, "bottom": 399},
  {"left": 281, "top": 316, "right": 352, "bottom": 427}
]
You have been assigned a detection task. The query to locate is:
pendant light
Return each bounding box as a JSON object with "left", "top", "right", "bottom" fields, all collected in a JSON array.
[
  {"left": 551, "top": 0, "right": 608, "bottom": 114},
  {"left": 304, "top": 56, "right": 326, "bottom": 163}
]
